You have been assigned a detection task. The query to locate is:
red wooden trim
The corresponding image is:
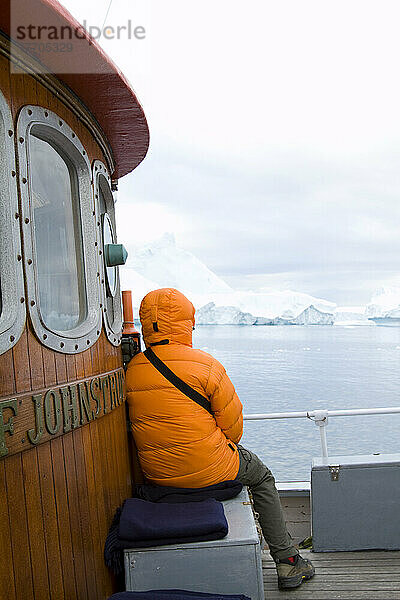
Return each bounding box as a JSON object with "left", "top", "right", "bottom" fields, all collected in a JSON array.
[{"left": 0, "top": 0, "right": 149, "bottom": 178}]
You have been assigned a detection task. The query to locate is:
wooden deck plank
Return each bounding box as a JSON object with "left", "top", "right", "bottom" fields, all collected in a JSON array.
[
  {"left": 265, "top": 582, "right": 400, "bottom": 590},
  {"left": 264, "top": 592, "right": 400, "bottom": 599},
  {"left": 264, "top": 550, "right": 400, "bottom": 561},
  {"left": 263, "top": 559, "right": 400, "bottom": 567},
  {"left": 263, "top": 550, "right": 400, "bottom": 599}
]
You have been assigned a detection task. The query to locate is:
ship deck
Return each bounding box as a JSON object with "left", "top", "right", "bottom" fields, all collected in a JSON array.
[{"left": 262, "top": 549, "right": 400, "bottom": 599}]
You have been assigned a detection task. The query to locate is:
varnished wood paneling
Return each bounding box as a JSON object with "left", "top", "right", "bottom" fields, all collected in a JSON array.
[
  {"left": 0, "top": 462, "right": 16, "bottom": 600},
  {"left": 37, "top": 443, "right": 65, "bottom": 600},
  {"left": 6, "top": 454, "right": 35, "bottom": 598},
  {"left": 22, "top": 449, "right": 50, "bottom": 600},
  {"left": 50, "top": 437, "right": 79, "bottom": 600},
  {"left": 63, "top": 431, "right": 90, "bottom": 600},
  {"left": 0, "top": 55, "right": 135, "bottom": 600}
]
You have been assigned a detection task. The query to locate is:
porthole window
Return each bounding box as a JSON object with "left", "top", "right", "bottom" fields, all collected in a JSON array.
[
  {"left": 93, "top": 161, "right": 123, "bottom": 345},
  {"left": 29, "top": 132, "right": 87, "bottom": 330},
  {"left": 17, "top": 106, "right": 101, "bottom": 353},
  {"left": 103, "top": 212, "right": 117, "bottom": 296},
  {"left": 0, "top": 91, "right": 25, "bottom": 354}
]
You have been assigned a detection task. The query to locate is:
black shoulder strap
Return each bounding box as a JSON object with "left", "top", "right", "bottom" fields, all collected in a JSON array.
[{"left": 143, "top": 347, "right": 213, "bottom": 415}]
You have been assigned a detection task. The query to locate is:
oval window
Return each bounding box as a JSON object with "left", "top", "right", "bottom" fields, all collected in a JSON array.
[{"left": 29, "top": 132, "right": 87, "bottom": 331}]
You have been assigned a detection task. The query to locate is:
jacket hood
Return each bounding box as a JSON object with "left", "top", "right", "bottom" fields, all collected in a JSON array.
[{"left": 139, "top": 288, "right": 195, "bottom": 348}]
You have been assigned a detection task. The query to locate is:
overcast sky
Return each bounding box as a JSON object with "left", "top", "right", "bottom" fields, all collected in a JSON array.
[{"left": 62, "top": 0, "right": 400, "bottom": 305}]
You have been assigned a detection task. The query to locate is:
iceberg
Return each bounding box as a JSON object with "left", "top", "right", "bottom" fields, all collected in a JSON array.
[
  {"left": 364, "top": 288, "right": 400, "bottom": 326},
  {"left": 119, "top": 269, "right": 160, "bottom": 318},
  {"left": 367, "top": 304, "right": 400, "bottom": 327},
  {"left": 195, "top": 303, "right": 257, "bottom": 325},
  {"left": 333, "top": 306, "right": 372, "bottom": 326},
  {"left": 365, "top": 287, "right": 400, "bottom": 318},
  {"left": 121, "top": 233, "right": 339, "bottom": 325},
  {"left": 128, "top": 232, "right": 232, "bottom": 296},
  {"left": 386, "top": 306, "right": 400, "bottom": 318},
  {"left": 292, "top": 305, "right": 334, "bottom": 325}
]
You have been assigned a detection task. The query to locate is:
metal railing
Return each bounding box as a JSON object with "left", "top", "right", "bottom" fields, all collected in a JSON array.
[{"left": 244, "top": 407, "right": 400, "bottom": 458}]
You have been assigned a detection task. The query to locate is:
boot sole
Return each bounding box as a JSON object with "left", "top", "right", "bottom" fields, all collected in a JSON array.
[{"left": 278, "top": 566, "right": 315, "bottom": 589}]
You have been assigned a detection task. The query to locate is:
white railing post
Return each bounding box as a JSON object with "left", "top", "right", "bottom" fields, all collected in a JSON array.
[{"left": 312, "top": 410, "right": 329, "bottom": 458}]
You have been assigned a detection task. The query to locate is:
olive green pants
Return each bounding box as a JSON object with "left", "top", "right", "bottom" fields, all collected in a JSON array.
[{"left": 235, "top": 445, "right": 298, "bottom": 561}]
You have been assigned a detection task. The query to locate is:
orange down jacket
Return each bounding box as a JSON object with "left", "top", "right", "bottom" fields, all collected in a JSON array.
[{"left": 126, "top": 288, "right": 243, "bottom": 488}]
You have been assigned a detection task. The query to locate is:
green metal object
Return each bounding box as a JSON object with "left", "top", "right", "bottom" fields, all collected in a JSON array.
[{"left": 105, "top": 243, "right": 128, "bottom": 267}]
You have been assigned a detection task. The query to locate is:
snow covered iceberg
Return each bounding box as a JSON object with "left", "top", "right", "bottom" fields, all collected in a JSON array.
[
  {"left": 365, "top": 287, "right": 400, "bottom": 318},
  {"left": 333, "top": 306, "right": 372, "bottom": 326},
  {"left": 195, "top": 303, "right": 257, "bottom": 325},
  {"left": 292, "top": 305, "right": 334, "bottom": 325},
  {"left": 120, "top": 233, "right": 338, "bottom": 324}
]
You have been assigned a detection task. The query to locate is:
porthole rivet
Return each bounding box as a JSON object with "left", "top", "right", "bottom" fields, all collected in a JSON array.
[
  {"left": 95, "top": 194, "right": 98, "bottom": 199},
  {"left": 17, "top": 255, "right": 22, "bottom": 261},
  {"left": 19, "top": 137, "right": 24, "bottom": 143},
  {"left": 43, "top": 334, "right": 47, "bottom": 340},
  {"left": 30, "top": 300, "right": 35, "bottom": 306},
  {"left": 92, "top": 210, "right": 96, "bottom": 216},
  {"left": 72, "top": 132, "right": 75, "bottom": 138},
  {"left": 75, "top": 344, "right": 79, "bottom": 350},
  {"left": 20, "top": 297, "right": 24, "bottom": 303},
  {"left": 59, "top": 120, "right": 63, "bottom": 126},
  {"left": 99, "top": 250, "right": 102, "bottom": 255},
  {"left": 97, "top": 221, "right": 100, "bottom": 226},
  {"left": 15, "top": 212, "right": 19, "bottom": 219},
  {"left": 27, "top": 109, "right": 32, "bottom": 116},
  {"left": 25, "top": 217, "right": 30, "bottom": 224},
  {"left": 11, "top": 170, "right": 16, "bottom": 177},
  {"left": 95, "top": 241, "right": 98, "bottom": 247},
  {"left": 83, "top": 150, "right": 86, "bottom": 155},
  {"left": 27, "top": 259, "right": 32, "bottom": 265},
  {"left": 101, "top": 279, "right": 104, "bottom": 284},
  {"left": 96, "top": 330, "right": 100, "bottom": 335},
  {"left": 22, "top": 177, "right": 27, "bottom": 184},
  {"left": 8, "top": 130, "right": 13, "bottom": 137},
  {"left": 60, "top": 342, "right": 64, "bottom": 348},
  {"left": 86, "top": 340, "right": 90, "bottom": 345},
  {"left": 100, "top": 303, "right": 103, "bottom": 308},
  {"left": 10, "top": 335, "right": 15, "bottom": 342},
  {"left": 44, "top": 111, "right": 49, "bottom": 117}
]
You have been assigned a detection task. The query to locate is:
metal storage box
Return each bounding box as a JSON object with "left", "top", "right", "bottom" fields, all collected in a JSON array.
[
  {"left": 311, "top": 453, "right": 400, "bottom": 552},
  {"left": 124, "top": 488, "right": 264, "bottom": 600}
]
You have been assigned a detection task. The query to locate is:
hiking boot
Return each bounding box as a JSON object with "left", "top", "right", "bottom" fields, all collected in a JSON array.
[{"left": 276, "top": 554, "right": 315, "bottom": 589}]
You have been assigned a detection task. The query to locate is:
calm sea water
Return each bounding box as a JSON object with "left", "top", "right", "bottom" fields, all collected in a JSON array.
[{"left": 192, "top": 325, "right": 400, "bottom": 482}]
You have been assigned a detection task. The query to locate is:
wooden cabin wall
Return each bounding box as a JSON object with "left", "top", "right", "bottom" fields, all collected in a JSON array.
[{"left": 0, "top": 54, "right": 134, "bottom": 600}]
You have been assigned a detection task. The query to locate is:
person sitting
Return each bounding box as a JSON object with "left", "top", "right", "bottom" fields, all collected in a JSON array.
[{"left": 126, "top": 288, "right": 315, "bottom": 590}]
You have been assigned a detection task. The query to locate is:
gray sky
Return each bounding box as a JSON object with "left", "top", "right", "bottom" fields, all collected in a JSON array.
[{"left": 62, "top": 0, "right": 400, "bottom": 305}]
